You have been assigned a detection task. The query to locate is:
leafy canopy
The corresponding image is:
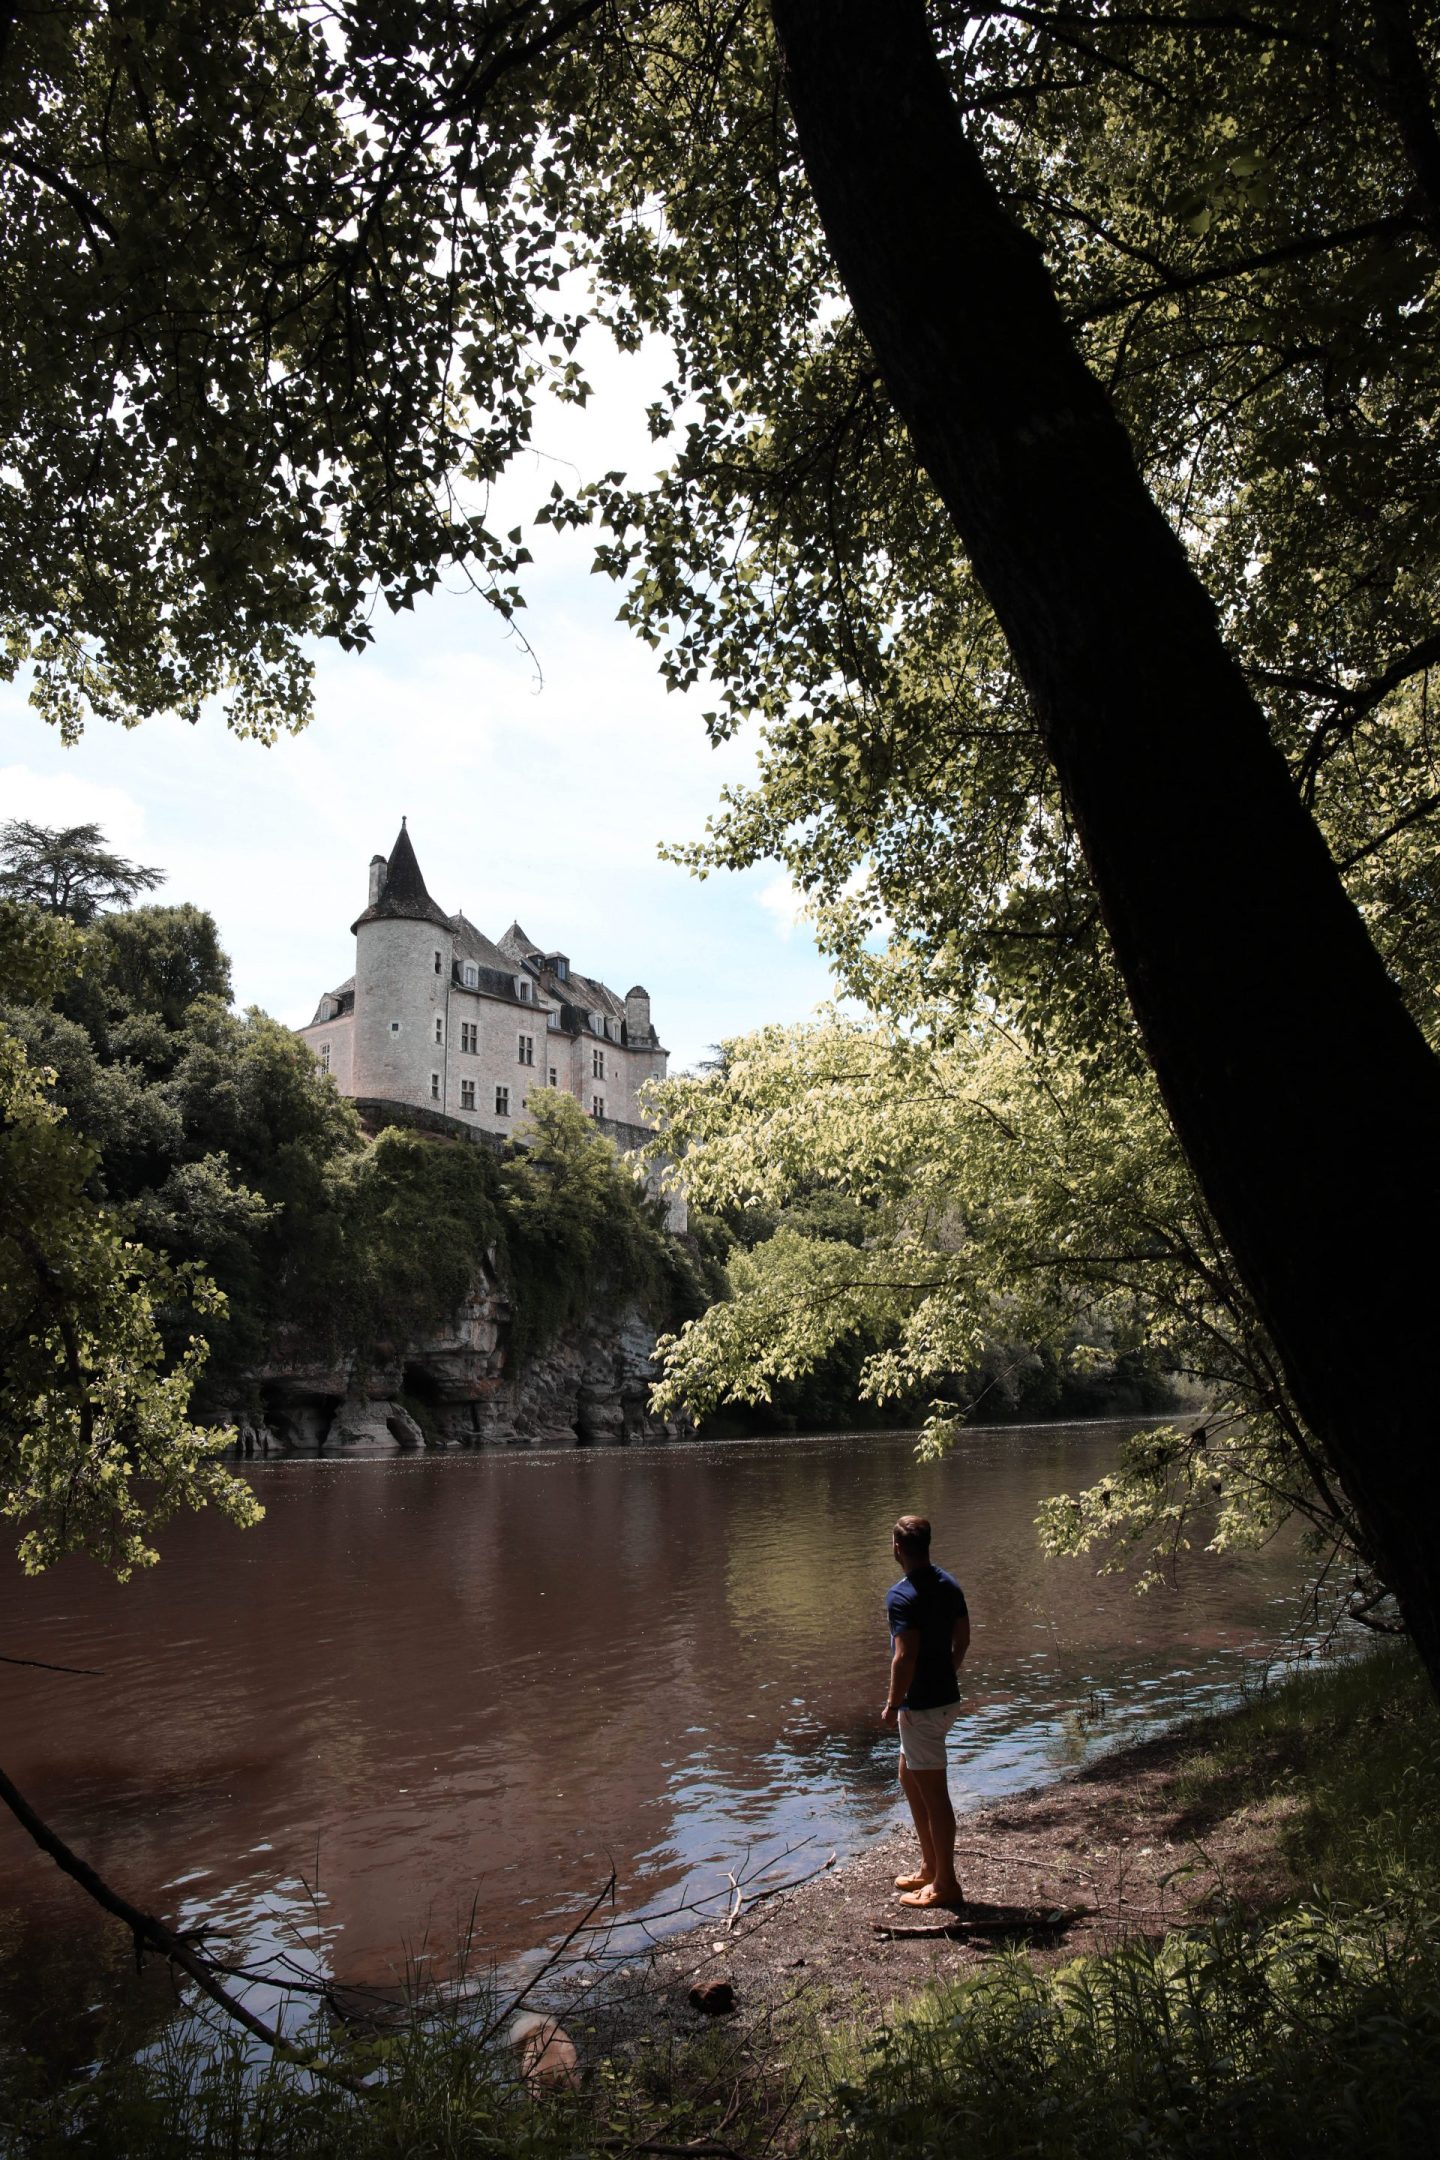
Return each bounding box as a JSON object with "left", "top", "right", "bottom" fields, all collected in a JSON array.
[
  {"left": 6, "top": 2, "right": 1438, "bottom": 993},
  {"left": 0, "top": 0, "right": 600, "bottom": 738},
  {"left": 555, "top": 2, "right": 1440, "bottom": 1059},
  {"left": 0, "top": 901, "right": 260, "bottom": 1575}
]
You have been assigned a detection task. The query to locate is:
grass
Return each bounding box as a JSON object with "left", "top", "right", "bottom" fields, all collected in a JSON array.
[
  {"left": 830, "top": 1644, "right": 1440, "bottom": 2160},
  {"left": 4, "top": 1646, "right": 1439, "bottom": 2157},
  {"left": 1169, "top": 1641, "right": 1440, "bottom": 1903},
  {"left": 0, "top": 1967, "right": 821, "bottom": 2158}
]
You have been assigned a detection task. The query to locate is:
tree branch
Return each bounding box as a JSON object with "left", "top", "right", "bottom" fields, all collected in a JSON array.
[
  {"left": 0, "top": 1652, "right": 102, "bottom": 1675},
  {"left": 0, "top": 1762, "right": 367, "bottom": 2091},
  {"left": 1336, "top": 787, "right": 1440, "bottom": 872},
  {"left": 1074, "top": 213, "right": 1421, "bottom": 325},
  {"left": 0, "top": 144, "right": 118, "bottom": 242}
]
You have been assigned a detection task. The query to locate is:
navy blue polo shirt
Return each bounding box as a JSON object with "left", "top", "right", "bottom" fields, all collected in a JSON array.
[{"left": 886, "top": 1564, "right": 968, "bottom": 1710}]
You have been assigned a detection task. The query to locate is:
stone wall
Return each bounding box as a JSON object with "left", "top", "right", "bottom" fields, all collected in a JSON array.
[
  {"left": 297, "top": 1008, "right": 355, "bottom": 1094},
  {"left": 224, "top": 1257, "right": 688, "bottom": 1460}
]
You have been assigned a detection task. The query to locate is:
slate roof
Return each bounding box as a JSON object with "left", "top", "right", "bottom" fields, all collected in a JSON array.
[
  {"left": 567, "top": 969, "right": 625, "bottom": 1017},
  {"left": 497, "top": 919, "right": 625, "bottom": 1017},
  {"left": 307, "top": 975, "right": 355, "bottom": 1027},
  {"left": 453, "top": 912, "right": 519, "bottom": 975},
  {"left": 498, "top": 921, "right": 540, "bottom": 964},
  {"left": 350, "top": 820, "right": 454, "bottom": 934}
]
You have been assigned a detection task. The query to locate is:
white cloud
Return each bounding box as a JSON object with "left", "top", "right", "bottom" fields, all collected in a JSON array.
[
  {"left": 0, "top": 764, "right": 156, "bottom": 870},
  {"left": 756, "top": 871, "right": 807, "bottom": 940}
]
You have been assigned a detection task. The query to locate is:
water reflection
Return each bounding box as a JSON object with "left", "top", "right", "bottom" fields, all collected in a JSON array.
[{"left": 0, "top": 1422, "right": 1311, "bottom": 1998}]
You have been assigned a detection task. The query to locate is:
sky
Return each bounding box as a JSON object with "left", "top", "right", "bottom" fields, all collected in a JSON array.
[{"left": 0, "top": 330, "right": 837, "bottom": 1074}]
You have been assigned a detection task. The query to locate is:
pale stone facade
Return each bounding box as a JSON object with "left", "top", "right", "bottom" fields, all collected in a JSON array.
[{"left": 297, "top": 823, "right": 673, "bottom": 1151}]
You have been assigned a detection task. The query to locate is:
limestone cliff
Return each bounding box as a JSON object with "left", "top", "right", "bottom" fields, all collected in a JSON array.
[{"left": 226, "top": 1259, "right": 685, "bottom": 1457}]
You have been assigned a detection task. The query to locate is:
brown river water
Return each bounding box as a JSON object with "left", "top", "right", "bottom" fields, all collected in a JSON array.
[{"left": 0, "top": 1421, "right": 1310, "bottom": 2021}]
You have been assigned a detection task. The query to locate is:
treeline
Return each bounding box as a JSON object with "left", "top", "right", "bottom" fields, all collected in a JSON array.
[
  {"left": 0, "top": 892, "right": 711, "bottom": 1419},
  {"left": 686, "top": 1183, "right": 1176, "bottom": 1438}
]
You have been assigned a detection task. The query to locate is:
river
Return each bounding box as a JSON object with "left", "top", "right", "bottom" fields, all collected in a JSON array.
[{"left": 0, "top": 1421, "right": 1311, "bottom": 2026}]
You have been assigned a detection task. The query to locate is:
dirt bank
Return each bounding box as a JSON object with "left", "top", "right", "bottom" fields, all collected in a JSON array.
[{"left": 600, "top": 1708, "right": 1302, "bottom": 2033}]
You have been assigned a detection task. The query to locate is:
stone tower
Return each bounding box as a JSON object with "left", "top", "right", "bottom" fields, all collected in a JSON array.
[{"left": 351, "top": 821, "right": 455, "bottom": 1108}]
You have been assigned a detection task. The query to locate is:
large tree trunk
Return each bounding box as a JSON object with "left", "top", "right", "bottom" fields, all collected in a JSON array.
[{"left": 769, "top": 0, "right": 1440, "bottom": 1687}]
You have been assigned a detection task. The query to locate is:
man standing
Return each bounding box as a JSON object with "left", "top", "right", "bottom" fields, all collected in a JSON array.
[{"left": 881, "top": 1513, "right": 970, "bottom": 1909}]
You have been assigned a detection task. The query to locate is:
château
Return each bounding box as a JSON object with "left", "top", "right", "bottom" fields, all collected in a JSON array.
[{"left": 297, "top": 822, "right": 671, "bottom": 1143}]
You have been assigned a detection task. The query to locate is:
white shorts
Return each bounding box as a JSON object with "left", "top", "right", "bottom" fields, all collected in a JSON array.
[{"left": 897, "top": 1701, "right": 962, "bottom": 1772}]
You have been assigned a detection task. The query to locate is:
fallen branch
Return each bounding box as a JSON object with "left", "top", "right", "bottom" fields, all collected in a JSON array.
[
  {"left": 872, "top": 1901, "right": 1091, "bottom": 1941},
  {"left": 473, "top": 1868, "right": 619, "bottom": 2050},
  {"left": 726, "top": 1850, "right": 837, "bottom": 1929},
  {"left": 0, "top": 1761, "right": 367, "bottom": 2093}
]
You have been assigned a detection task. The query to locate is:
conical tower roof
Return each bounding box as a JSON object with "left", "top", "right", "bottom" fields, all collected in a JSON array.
[{"left": 350, "top": 820, "right": 454, "bottom": 933}]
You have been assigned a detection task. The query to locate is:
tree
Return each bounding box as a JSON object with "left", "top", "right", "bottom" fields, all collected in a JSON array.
[
  {"left": 0, "top": 902, "right": 260, "bottom": 1573},
  {"left": 752, "top": 1, "right": 1440, "bottom": 1687},
  {"left": 0, "top": 820, "right": 162, "bottom": 922}
]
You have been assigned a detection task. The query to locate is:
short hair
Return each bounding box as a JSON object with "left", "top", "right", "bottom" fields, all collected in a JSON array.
[{"left": 893, "top": 1514, "right": 932, "bottom": 1557}]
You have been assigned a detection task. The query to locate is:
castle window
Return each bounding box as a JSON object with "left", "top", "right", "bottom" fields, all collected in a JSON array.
[
  {"left": 460, "top": 1079, "right": 476, "bottom": 1110},
  {"left": 461, "top": 1021, "right": 477, "bottom": 1053},
  {"left": 592, "top": 1048, "right": 605, "bottom": 1080},
  {"left": 495, "top": 1085, "right": 510, "bottom": 1117},
  {"left": 390, "top": 1020, "right": 401, "bottom": 1034},
  {"left": 430, "top": 1072, "right": 441, "bottom": 1101},
  {"left": 434, "top": 950, "right": 442, "bottom": 974},
  {"left": 549, "top": 1066, "right": 558, "bottom": 1088},
  {"left": 592, "top": 1095, "right": 604, "bottom": 1119},
  {"left": 518, "top": 1032, "right": 534, "bottom": 1067},
  {"left": 434, "top": 1015, "right": 444, "bottom": 1044},
  {"left": 320, "top": 1043, "right": 331, "bottom": 1072},
  {"left": 463, "top": 962, "right": 478, "bottom": 988}
]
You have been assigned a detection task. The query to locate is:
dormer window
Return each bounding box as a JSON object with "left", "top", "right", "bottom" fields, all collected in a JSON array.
[
  {"left": 518, "top": 978, "right": 531, "bottom": 1002},
  {"left": 463, "top": 962, "right": 478, "bottom": 988}
]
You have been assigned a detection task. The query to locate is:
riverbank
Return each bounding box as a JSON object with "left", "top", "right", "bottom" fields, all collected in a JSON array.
[
  {"left": 6, "top": 1642, "right": 1438, "bottom": 2155},
  {"left": 635, "top": 1693, "right": 1315, "bottom": 2022},
  {"left": 554, "top": 1639, "right": 1440, "bottom": 2153}
]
